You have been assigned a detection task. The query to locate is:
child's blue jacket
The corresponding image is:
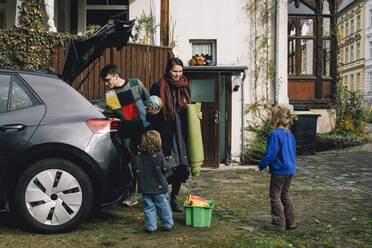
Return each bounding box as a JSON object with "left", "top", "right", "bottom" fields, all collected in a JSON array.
[{"left": 258, "top": 128, "right": 296, "bottom": 174}]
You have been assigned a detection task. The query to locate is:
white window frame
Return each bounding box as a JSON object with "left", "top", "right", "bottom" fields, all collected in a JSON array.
[{"left": 190, "top": 39, "right": 217, "bottom": 63}]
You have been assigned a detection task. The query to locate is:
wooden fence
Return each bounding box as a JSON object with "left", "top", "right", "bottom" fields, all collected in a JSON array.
[{"left": 45, "top": 43, "right": 173, "bottom": 100}]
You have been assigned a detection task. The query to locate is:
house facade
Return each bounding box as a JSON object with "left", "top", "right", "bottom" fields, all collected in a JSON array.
[
  {"left": 4, "top": 0, "right": 341, "bottom": 166},
  {"left": 365, "top": 0, "right": 372, "bottom": 106},
  {"left": 338, "top": 0, "right": 369, "bottom": 105}
]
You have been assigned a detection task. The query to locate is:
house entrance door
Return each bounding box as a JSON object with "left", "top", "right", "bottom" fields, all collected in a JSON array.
[{"left": 187, "top": 73, "right": 220, "bottom": 167}]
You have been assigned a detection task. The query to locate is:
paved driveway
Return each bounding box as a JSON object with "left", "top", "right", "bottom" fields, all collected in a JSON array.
[{"left": 296, "top": 142, "right": 372, "bottom": 194}]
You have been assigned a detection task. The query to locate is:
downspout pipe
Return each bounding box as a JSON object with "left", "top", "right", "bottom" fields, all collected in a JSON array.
[{"left": 240, "top": 70, "right": 247, "bottom": 163}]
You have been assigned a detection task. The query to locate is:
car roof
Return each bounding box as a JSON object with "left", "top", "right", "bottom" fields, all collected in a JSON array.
[{"left": 0, "top": 68, "right": 60, "bottom": 79}]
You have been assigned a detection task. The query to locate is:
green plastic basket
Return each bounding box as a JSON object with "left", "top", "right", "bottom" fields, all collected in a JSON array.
[{"left": 184, "top": 200, "right": 214, "bottom": 227}]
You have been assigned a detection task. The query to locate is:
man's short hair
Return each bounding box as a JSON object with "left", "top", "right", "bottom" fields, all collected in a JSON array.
[{"left": 100, "top": 64, "right": 120, "bottom": 79}]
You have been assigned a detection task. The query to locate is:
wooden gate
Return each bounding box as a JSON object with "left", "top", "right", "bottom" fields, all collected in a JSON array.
[{"left": 44, "top": 43, "right": 173, "bottom": 99}]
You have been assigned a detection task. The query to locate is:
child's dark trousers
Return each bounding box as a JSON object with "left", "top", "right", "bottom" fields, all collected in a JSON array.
[{"left": 269, "top": 174, "right": 295, "bottom": 227}]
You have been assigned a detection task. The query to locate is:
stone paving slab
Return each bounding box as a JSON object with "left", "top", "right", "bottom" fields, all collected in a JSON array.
[
  {"left": 296, "top": 142, "right": 372, "bottom": 194},
  {"left": 201, "top": 141, "right": 372, "bottom": 194}
]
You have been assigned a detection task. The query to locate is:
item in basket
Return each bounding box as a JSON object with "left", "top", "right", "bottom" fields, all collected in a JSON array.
[
  {"left": 192, "top": 199, "right": 209, "bottom": 207},
  {"left": 186, "top": 194, "right": 209, "bottom": 207}
]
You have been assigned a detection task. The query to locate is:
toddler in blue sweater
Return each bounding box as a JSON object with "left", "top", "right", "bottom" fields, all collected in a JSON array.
[{"left": 254, "top": 105, "right": 297, "bottom": 230}]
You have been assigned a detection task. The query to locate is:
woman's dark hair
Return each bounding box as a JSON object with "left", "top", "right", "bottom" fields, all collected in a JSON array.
[
  {"left": 139, "top": 130, "right": 163, "bottom": 153},
  {"left": 165, "top": 57, "right": 184, "bottom": 77}
]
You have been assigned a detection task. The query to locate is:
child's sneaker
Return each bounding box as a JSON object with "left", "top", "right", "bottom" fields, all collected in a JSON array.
[
  {"left": 122, "top": 195, "right": 138, "bottom": 206},
  {"left": 264, "top": 223, "right": 285, "bottom": 230},
  {"left": 286, "top": 224, "right": 296, "bottom": 230}
]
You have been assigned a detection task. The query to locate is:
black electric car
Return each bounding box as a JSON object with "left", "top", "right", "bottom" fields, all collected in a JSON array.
[{"left": 0, "top": 68, "right": 127, "bottom": 233}]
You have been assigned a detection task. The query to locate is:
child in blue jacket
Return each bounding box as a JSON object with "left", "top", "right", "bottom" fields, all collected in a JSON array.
[
  {"left": 135, "top": 130, "right": 174, "bottom": 233},
  {"left": 254, "top": 105, "right": 297, "bottom": 230}
]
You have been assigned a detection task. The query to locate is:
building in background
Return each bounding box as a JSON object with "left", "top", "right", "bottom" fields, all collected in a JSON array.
[
  {"left": 365, "top": 0, "right": 372, "bottom": 106},
  {"left": 338, "top": 0, "right": 366, "bottom": 100},
  {"left": 3, "top": 0, "right": 343, "bottom": 164}
]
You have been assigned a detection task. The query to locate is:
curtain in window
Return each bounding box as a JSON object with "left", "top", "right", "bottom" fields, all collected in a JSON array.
[{"left": 192, "top": 44, "right": 212, "bottom": 56}]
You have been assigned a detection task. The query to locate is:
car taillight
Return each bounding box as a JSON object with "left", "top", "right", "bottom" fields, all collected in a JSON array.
[{"left": 86, "top": 119, "right": 120, "bottom": 134}]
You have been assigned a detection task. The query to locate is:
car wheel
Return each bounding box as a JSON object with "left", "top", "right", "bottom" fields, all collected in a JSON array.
[{"left": 15, "top": 158, "right": 93, "bottom": 233}]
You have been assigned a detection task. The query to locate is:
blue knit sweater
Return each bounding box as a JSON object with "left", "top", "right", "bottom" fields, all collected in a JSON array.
[{"left": 258, "top": 128, "right": 296, "bottom": 175}]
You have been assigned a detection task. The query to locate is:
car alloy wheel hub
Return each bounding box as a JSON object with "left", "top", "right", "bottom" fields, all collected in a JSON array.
[{"left": 25, "top": 169, "right": 83, "bottom": 225}]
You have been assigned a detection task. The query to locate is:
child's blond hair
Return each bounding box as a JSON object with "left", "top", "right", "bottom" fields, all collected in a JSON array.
[
  {"left": 270, "top": 105, "right": 297, "bottom": 129},
  {"left": 139, "top": 130, "right": 163, "bottom": 153}
]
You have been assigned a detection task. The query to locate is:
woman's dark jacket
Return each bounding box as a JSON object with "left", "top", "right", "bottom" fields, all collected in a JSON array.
[
  {"left": 135, "top": 152, "right": 171, "bottom": 195},
  {"left": 148, "top": 81, "right": 190, "bottom": 157}
]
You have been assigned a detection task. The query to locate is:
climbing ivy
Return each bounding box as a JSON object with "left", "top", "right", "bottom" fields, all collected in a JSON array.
[
  {"left": 0, "top": 0, "right": 68, "bottom": 71},
  {"left": 243, "top": 0, "right": 276, "bottom": 163}
]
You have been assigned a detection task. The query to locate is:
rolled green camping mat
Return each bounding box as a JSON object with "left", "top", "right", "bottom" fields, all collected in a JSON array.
[{"left": 187, "top": 102, "right": 204, "bottom": 177}]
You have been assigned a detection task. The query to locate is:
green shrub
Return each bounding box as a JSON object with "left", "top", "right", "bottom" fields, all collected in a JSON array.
[
  {"left": 329, "top": 82, "right": 369, "bottom": 137},
  {"left": 243, "top": 117, "right": 273, "bottom": 164},
  {"left": 0, "top": 0, "right": 68, "bottom": 71}
]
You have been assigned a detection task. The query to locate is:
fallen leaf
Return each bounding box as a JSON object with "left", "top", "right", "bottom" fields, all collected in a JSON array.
[
  {"left": 176, "top": 237, "right": 183, "bottom": 241},
  {"left": 314, "top": 219, "right": 320, "bottom": 224}
]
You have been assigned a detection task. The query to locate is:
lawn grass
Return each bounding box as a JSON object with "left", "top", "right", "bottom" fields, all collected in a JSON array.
[{"left": 0, "top": 165, "right": 371, "bottom": 248}]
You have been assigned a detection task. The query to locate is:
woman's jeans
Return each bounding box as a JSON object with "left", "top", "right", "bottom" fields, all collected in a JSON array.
[
  {"left": 269, "top": 174, "right": 295, "bottom": 227},
  {"left": 143, "top": 193, "right": 174, "bottom": 231}
]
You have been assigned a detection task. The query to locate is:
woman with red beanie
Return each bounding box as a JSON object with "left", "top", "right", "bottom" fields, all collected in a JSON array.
[{"left": 147, "top": 57, "right": 201, "bottom": 212}]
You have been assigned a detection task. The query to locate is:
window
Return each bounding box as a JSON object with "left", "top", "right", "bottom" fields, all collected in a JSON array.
[
  {"left": 370, "top": 41, "right": 372, "bottom": 58},
  {"left": 0, "top": 12, "right": 4, "bottom": 30},
  {"left": 351, "top": 44, "right": 354, "bottom": 62},
  {"left": 288, "top": 39, "right": 296, "bottom": 74},
  {"left": 370, "top": 9, "right": 372, "bottom": 26},
  {"left": 323, "top": 18, "right": 330, "bottom": 36},
  {"left": 356, "top": 73, "right": 360, "bottom": 92},
  {"left": 323, "top": 17, "right": 331, "bottom": 76},
  {"left": 86, "top": 1, "right": 129, "bottom": 27},
  {"left": 10, "top": 77, "right": 37, "bottom": 111},
  {"left": 288, "top": 18, "right": 315, "bottom": 76},
  {"left": 345, "top": 22, "right": 349, "bottom": 36},
  {"left": 351, "top": 19, "right": 354, "bottom": 34},
  {"left": 0, "top": 75, "right": 37, "bottom": 112},
  {"left": 357, "top": 43, "right": 361, "bottom": 60},
  {"left": 357, "top": 15, "right": 361, "bottom": 30},
  {"left": 344, "top": 76, "right": 347, "bottom": 88},
  {"left": 350, "top": 74, "right": 354, "bottom": 91},
  {"left": 0, "top": 0, "right": 5, "bottom": 30},
  {"left": 323, "top": 0, "right": 330, "bottom": 14},
  {"left": 190, "top": 40, "right": 217, "bottom": 63},
  {"left": 345, "top": 47, "right": 349, "bottom": 64},
  {"left": 323, "top": 40, "right": 331, "bottom": 76}
]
